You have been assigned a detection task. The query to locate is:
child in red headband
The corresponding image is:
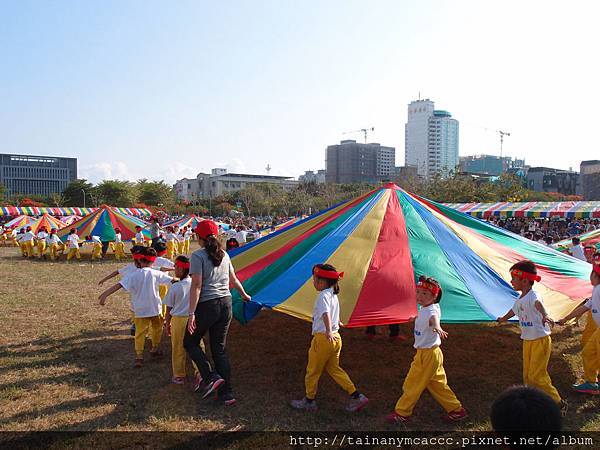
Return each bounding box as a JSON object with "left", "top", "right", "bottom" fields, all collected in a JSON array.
[
  {"left": 113, "top": 227, "right": 126, "bottom": 260},
  {"left": 163, "top": 255, "right": 202, "bottom": 384},
  {"left": 387, "top": 275, "right": 467, "bottom": 424},
  {"left": 98, "top": 247, "right": 173, "bottom": 367},
  {"left": 291, "top": 264, "right": 369, "bottom": 413},
  {"left": 66, "top": 228, "right": 82, "bottom": 262},
  {"left": 497, "top": 260, "right": 566, "bottom": 414},
  {"left": 35, "top": 226, "right": 48, "bottom": 259},
  {"left": 556, "top": 253, "right": 600, "bottom": 395}
]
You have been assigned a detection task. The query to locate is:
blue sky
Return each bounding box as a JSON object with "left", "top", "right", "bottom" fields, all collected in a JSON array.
[{"left": 2, "top": 1, "right": 599, "bottom": 183}]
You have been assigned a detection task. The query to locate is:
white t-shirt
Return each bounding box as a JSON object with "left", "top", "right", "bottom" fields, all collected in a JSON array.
[
  {"left": 184, "top": 230, "right": 192, "bottom": 240},
  {"left": 226, "top": 228, "right": 237, "bottom": 239},
  {"left": 91, "top": 236, "right": 102, "bottom": 244},
  {"left": 67, "top": 234, "right": 80, "bottom": 249},
  {"left": 163, "top": 277, "right": 191, "bottom": 317},
  {"left": 37, "top": 231, "right": 48, "bottom": 240},
  {"left": 135, "top": 232, "right": 144, "bottom": 242},
  {"left": 235, "top": 230, "right": 247, "bottom": 243},
  {"left": 119, "top": 267, "right": 173, "bottom": 318},
  {"left": 584, "top": 285, "right": 600, "bottom": 327},
  {"left": 512, "top": 290, "right": 551, "bottom": 340},
  {"left": 571, "top": 244, "right": 586, "bottom": 261},
  {"left": 312, "top": 288, "right": 340, "bottom": 335},
  {"left": 22, "top": 231, "right": 35, "bottom": 242},
  {"left": 118, "top": 263, "right": 138, "bottom": 277},
  {"left": 165, "top": 232, "right": 177, "bottom": 242},
  {"left": 153, "top": 257, "right": 175, "bottom": 270},
  {"left": 46, "top": 234, "right": 61, "bottom": 245},
  {"left": 413, "top": 304, "right": 442, "bottom": 349},
  {"left": 114, "top": 233, "right": 122, "bottom": 243}
]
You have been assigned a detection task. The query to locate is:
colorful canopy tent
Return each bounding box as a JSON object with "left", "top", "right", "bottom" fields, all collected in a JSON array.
[
  {"left": 60, "top": 215, "right": 82, "bottom": 226},
  {"left": 57, "top": 206, "right": 151, "bottom": 243},
  {"left": 0, "top": 206, "right": 152, "bottom": 217},
  {"left": 445, "top": 201, "right": 600, "bottom": 219},
  {"left": 554, "top": 229, "right": 600, "bottom": 252},
  {"left": 231, "top": 184, "right": 592, "bottom": 326},
  {"left": 3, "top": 215, "right": 35, "bottom": 230},
  {"left": 29, "top": 214, "right": 66, "bottom": 233}
]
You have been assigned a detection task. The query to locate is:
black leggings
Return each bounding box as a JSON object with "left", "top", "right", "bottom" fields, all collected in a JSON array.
[{"left": 183, "top": 296, "right": 233, "bottom": 396}]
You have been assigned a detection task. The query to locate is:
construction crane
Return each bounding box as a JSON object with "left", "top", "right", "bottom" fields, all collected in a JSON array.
[
  {"left": 343, "top": 127, "right": 375, "bottom": 143},
  {"left": 498, "top": 130, "right": 510, "bottom": 158},
  {"left": 265, "top": 164, "right": 271, "bottom": 175}
]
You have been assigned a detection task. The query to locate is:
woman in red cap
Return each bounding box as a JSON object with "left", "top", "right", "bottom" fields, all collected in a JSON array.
[{"left": 184, "top": 219, "right": 251, "bottom": 405}]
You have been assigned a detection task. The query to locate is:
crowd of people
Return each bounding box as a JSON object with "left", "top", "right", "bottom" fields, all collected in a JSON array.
[{"left": 486, "top": 217, "right": 599, "bottom": 245}]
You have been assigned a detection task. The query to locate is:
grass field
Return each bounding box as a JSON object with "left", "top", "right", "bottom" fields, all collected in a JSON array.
[{"left": 1, "top": 243, "right": 599, "bottom": 443}]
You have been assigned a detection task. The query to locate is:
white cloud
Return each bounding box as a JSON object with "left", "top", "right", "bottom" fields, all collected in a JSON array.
[
  {"left": 156, "top": 162, "right": 198, "bottom": 184},
  {"left": 80, "top": 161, "right": 137, "bottom": 183}
]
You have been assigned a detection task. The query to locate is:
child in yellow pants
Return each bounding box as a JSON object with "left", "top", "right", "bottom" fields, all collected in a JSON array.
[
  {"left": 98, "top": 247, "right": 173, "bottom": 367},
  {"left": 36, "top": 227, "right": 48, "bottom": 258},
  {"left": 87, "top": 235, "right": 103, "bottom": 260},
  {"left": 113, "top": 229, "right": 126, "bottom": 260},
  {"left": 498, "top": 260, "right": 566, "bottom": 413},
  {"left": 291, "top": 263, "right": 368, "bottom": 412},
  {"left": 557, "top": 254, "right": 600, "bottom": 394},
  {"left": 66, "top": 229, "right": 81, "bottom": 261},
  {"left": 387, "top": 276, "right": 466, "bottom": 423}
]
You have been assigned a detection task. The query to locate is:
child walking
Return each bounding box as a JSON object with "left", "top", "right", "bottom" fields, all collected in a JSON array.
[
  {"left": 291, "top": 264, "right": 368, "bottom": 412},
  {"left": 66, "top": 228, "right": 81, "bottom": 261},
  {"left": 21, "top": 226, "right": 35, "bottom": 258},
  {"left": 36, "top": 226, "right": 48, "bottom": 259},
  {"left": 113, "top": 228, "right": 126, "bottom": 260},
  {"left": 386, "top": 276, "right": 467, "bottom": 424},
  {"left": 557, "top": 253, "right": 600, "bottom": 394},
  {"left": 45, "top": 228, "right": 61, "bottom": 260},
  {"left": 98, "top": 247, "right": 172, "bottom": 367},
  {"left": 87, "top": 235, "right": 103, "bottom": 261},
  {"left": 497, "top": 260, "right": 567, "bottom": 414}
]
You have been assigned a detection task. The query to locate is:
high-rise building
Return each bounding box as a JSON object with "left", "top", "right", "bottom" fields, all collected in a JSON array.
[
  {"left": 405, "top": 99, "right": 459, "bottom": 178},
  {"left": 325, "top": 140, "right": 395, "bottom": 183},
  {"left": 526, "top": 167, "right": 579, "bottom": 195},
  {"left": 0, "top": 153, "right": 77, "bottom": 198},
  {"left": 580, "top": 160, "right": 600, "bottom": 200}
]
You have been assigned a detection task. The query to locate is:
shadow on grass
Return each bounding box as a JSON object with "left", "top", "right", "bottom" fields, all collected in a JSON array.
[{"left": 1, "top": 310, "right": 598, "bottom": 433}]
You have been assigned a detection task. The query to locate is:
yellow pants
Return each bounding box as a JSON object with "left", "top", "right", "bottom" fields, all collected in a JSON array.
[
  {"left": 14, "top": 238, "right": 21, "bottom": 248},
  {"left": 134, "top": 316, "right": 162, "bottom": 357},
  {"left": 36, "top": 241, "right": 46, "bottom": 258},
  {"left": 169, "top": 316, "right": 204, "bottom": 378},
  {"left": 184, "top": 240, "right": 190, "bottom": 254},
  {"left": 23, "top": 241, "right": 34, "bottom": 257},
  {"left": 523, "top": 336, "right": 561, "bottom": 403},
  {"left": 114, "top": 242, "right": 126, "bottom": 260},
  {"left": 178, "top": 241, "right": 185, "bottom": 255},
  {"left": 67, "top": 248, "right": 81, "bottom": 261},
  {"left": 395, "top": 346, "right": 462, "bottom": 416},
  {"left": 47, "top": 243, "right": 60, "bottom": 260},
  {"left": 582, "top": 311, "right": 598, "bottom": 349},
  {"left": 305, "top": 332, "right": 356, "bottom": 399},
  {"left": 583, "top": 328, "right": 600, "bottom": 383},
  {"left": 166, "top": 241, "right": 175, "bottom": 259},
  {"left": 91, "top": 243, "right": 103, "bottom": 260}
]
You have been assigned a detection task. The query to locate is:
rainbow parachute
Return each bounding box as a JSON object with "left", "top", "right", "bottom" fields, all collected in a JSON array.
[
  {"left": 29, "top": 214, "right": 66, "bottom": 233},
  {"left": 61, "top": 215, "right": 82, "bottom": 226},
  {"left": 554, "top": 229, "right": 600, "bottom": 252},
  {"left": 4, "top": 215, "right": 36, "bottom": 230},
  {"left": 231, "top": 184, "right": 592, "bottom": 326},
  {"left": 57, "top": 206, "right": 151, "bottom": 242},
  {"left": 165, "top": 215, "right": 232, "bottom": 231}
]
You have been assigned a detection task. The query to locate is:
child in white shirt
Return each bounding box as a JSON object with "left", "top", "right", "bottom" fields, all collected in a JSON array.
[
  {"left": 45, "top": 229, "right": 62, "bottom": 260},
  {"left": 291, "top": 264, "right": 368, "bottom": 413},
  {"left": 66, "top": 229, "right": 81, "bottom": 261},
  {"left": 387, "top": 276, "right": 466, "bottom": 424},
  {"left": 98, "top": 247, "right": 172, "bottom": 367},
  {"left": 36, "top": 227, "right": 48, "bottom": 258},
  {"left": 498, "top": 260, "right": 565, "bottom": 413}
]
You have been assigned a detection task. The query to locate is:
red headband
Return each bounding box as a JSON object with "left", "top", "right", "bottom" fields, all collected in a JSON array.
[
  {"left": 175, "top": 260, "right": 190, "bottom": 269},
  {"left": 156, "top": 250, "right": 167, "bottom": 256},
  {"left": 416, "top": 280, "right": 441, "bottom": 297},
  {"left": 511, "top": 269, "right": 541, "bottom": 283},
  {"left": 593, "top": 264, "right": 600, "bottom": 276},
  {"left": 314, "top": 267, "right": 344, "bottom": 280},
  {"left": 133, "top": 254, "right": 156, "bottom": 263}
]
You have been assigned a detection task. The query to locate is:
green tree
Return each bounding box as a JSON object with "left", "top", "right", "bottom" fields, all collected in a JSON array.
[
  {"left": 63, "top": 179, "right": 96, "bottom": 207},
  {"left": 136, "top": 179, "right": 176, "bottom": 208},
  {"left": 96, "top": 180, "right": 137, "bottom": 206}
]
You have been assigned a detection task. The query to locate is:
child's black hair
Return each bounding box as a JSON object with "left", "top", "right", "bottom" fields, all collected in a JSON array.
[
  {"left": 175, "top": 255, "right": 190, "bottom": 279},
  {"left": 139, "top": 247, "right": 157, "bottom": 265},
  {"left": 572, "top": 237, "right": 581, "bottom": 245},
  {"left": 491, "top": 386, "right": 562, "bottom": 449},
  {"left": 418, "top": 275, "right": 443, "bottom": 303},
  {"left": 226, "top": 238, "right": 239, "bottom": 251},
  {"left": 510, "top": 260, "right": 538, "bottom": 285},
  {"left": 130, "top": 245, "right": 144, "bottom": 255},
  {"left": 152, "top": 241, "right": 167, "bottom": 254},
  {"left": 312, "top": 263, "right": 341, "bottom": 295}
]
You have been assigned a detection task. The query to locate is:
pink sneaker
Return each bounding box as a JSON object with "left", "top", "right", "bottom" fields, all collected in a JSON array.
[
  {"left": 171, "top": 376, "right": 185, "bottom": 385},
  {"left": 444, "top": 407, "right": 468, "bottom": 422},
  {"left": 385, "top": 411, "right": 409, "bottom": 424}
]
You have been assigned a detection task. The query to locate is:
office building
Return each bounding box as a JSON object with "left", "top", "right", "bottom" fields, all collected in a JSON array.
[
  {"left": 325, "top": 140, "right": 395, "bottom": 183},
  {"left": 526, "top": 167, "right": 579, "bottom": 195},
  {"left": 0, "top": 153, "right": 77, "bottom": 198},
  {"left": 580, "top": 160, "right": 600, "bottom": 200},
  {"left": 459, "top": 155, "right": 526, "bottom": 176},
  {"left": 299, "top": 170, "right": 327, "bottom": 184}
]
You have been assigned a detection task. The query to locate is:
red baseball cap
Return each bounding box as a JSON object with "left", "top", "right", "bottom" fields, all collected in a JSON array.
[{"left": 194, "top": 220, "right": 219, "bottom": 240}]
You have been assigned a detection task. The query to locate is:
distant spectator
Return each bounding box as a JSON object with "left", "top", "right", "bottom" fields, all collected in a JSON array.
[{"left": 570, "top": 237, "right": 586, "bottom": 261}]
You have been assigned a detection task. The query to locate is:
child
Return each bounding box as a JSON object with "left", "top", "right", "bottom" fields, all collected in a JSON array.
[
  {"left": 165, "top": 226, "right": 177, "bottom": 259},
  {"left": 36, "top": 226, "right": 48, "bottom": 259},
  {"left": 183, "top": 226, "right": 192, "bottom": 254},
  {"left": 98, "top": 247, "right": 172, "bottom": 367},
  {"left": 21, "top": 226, "right": 35, "bottom": 258},
  {"left": 386, "top": 276, "right": 467, "bottom": 423},
  {"left": 497, "top": 260, "right": 566, "bottom": 413},
  {"left": 163, "top": 255, "right": 200, "bottom": 384},
  {"left": 87, "top": 235, "right": 103, "bottom": 261},
  {"left": 113, "top": 227, "right": 126, "bottom": 260},
  {"left": 556, "top": 253, "right": 600, "bottom": 394},
  {"left": 290, "top": 264, "right": 368, "bottom": 412},
  {"left": 174, "top": 225, "right": 184, "bottom": 254},
  {"left": 66, "top": 228, "right": 81, "bottom": 261},
  {"left": 225, "top": 238, "right": 239, "bottom": 252},
  {"left": 134, "top": 226, "right": 145, "bottom": 247},
  {"left": 45, "top": 228, "right": 61, "bottom": 261}
]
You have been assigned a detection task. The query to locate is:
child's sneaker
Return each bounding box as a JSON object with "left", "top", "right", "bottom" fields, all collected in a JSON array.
[
  {"left": 385, "top": 411, "right": 409, "bottom": 424},
  {"left": 218, "top": 392, "right": 237, "bottom": 406},
  {"left": 171, "top": 376, "right": 185, "bottom": 385},
  {"left": 290, "top": 397, "right": 317, "bottom": 411},
  {"left": 444, "top": 407, "right": 468, "bottom": 422},
  {"left": 572, "top": 382, "right": 600, "bottom": 394},
  {"left": 346, "top": 393, "right": 369, "bottom": 412}
]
